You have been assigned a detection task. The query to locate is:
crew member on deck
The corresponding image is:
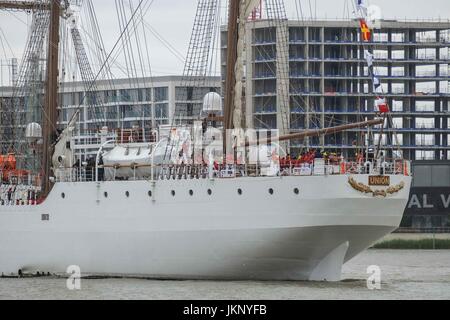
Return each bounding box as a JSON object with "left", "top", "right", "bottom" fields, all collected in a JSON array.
[{"left": 98, "top": 155, "right": 105, "bottom": 181}]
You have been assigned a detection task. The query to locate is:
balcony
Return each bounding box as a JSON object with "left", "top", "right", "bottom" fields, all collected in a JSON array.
[
  {"left": 290, "top": 72, "right": 321, "bottom": 78},
  {"left": 416, "top": 54, "right": 437, "bottom": 60},
  {"left": 289, "top": 55, "right": 306, "bottom": 61},
  {"left": 255, "top": 56, "right": 276, "bottom": 62},
  {"left": 253, "top": 39, "right": 276, "bottom": 45},
  {"left": 289, "top": 38, "right": 306, "bottom": 44},
  {"left": 254, "top": 92, "right": 276, "bottom": 97},
  {"left": 254, "top": 72, "right": 276, "bottom": 79},
  {"left": 323, "top": 37, "right": 354, "bottom": 43},
  {"left": 254, "top": 106, "right": 277, "bottom": 114}
]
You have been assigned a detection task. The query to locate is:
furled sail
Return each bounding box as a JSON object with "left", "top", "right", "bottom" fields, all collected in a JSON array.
[
  {"left": 52, "top": 111, "right": 79, "bottom": 170},
  {"left": 232, "top": 0, "right": 261, "bottom": 129},
  {"left": 242, "top": 0, "right": 261, "bottom": 17}
]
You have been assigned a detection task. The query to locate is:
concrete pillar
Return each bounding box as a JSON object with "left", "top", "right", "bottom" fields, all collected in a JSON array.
[{"left": 168, "top": 81, "right": 176, "bottom": 125}]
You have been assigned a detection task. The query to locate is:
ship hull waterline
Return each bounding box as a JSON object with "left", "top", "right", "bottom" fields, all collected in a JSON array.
[{"left": 0, "top": 174, "right": 411, "bottom": 281}]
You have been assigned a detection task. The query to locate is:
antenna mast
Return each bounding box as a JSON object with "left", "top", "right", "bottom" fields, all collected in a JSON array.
[
  {"left": 223, "top": 0, "right": 240, "bottom": 154},
  {"left": 42, "top": 0, "right": 61, "bottom": 196}
]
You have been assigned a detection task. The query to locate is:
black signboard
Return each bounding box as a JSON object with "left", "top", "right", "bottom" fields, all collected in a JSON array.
[{"left": 404, "top": 187, "right": 450, "bottom": 216}]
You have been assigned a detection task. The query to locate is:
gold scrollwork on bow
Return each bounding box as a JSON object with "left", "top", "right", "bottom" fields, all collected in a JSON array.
[{"left": 348, "top": 177, "right": 405, "bottom": 197}]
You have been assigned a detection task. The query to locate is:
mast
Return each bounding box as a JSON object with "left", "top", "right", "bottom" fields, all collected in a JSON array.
[
  {"left": 42, "top": 0, "right": 61, "bottom": 196},
  {"left": 247, "top": 119, "right": 384, "bottom": 147},
  {"left": 223, "top": 0, "right": 240, "bottom": 154},
  {"left": 0, "top": 1, "right": 65, "bottom": 195},
  {"left": 222, "top": 0, "right": 383, "bottom": 155}
]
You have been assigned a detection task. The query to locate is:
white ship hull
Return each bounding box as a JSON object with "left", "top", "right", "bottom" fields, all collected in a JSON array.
[{"left": 0, "top": 174, "right": 411, "bottom": 281}]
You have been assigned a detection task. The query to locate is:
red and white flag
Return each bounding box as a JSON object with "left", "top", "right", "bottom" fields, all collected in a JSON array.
[{"left": 374, "top": 97, "right": 389, "bottom": 113}]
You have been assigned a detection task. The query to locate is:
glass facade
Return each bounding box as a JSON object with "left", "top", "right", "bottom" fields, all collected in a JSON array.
[{"left": 48, "top": 77, "right": 221, "bottom": 134}]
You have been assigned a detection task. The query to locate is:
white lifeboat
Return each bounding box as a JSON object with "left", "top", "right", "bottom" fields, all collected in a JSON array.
[{"left": 102, "top": 143, "right": 153, "bottom": 179}]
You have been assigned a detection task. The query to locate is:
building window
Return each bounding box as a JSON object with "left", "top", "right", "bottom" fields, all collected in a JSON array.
[
  {"left": 143, "top": 105, "right": 152, "bottom": 117},
  {"left": 415, "top": 150, "right": 435, "bottom": 160},
  {"left": 104, "top": 90, "right": 118, "bottom": 103},
  {"left": 154, "top": 87, "right": 168, "bottom": 101},
  {"left": 155, "top": 104, "right": 168, "bottom": 119},
  {"left": 416, "top": 134, "right": 435, "bottom": 146},
  {"left": 119, "top": 89, "right": 131, "bottom": 102}
]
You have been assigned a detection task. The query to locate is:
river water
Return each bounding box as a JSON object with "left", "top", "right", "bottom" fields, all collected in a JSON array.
[{"left": 0, "top": 249, "right": 449, "bottom": 300}]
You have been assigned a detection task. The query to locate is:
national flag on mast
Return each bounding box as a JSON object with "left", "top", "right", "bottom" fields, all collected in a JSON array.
[
  {"left": 364, "top": 50, "right": 375, "bottom": 77},
  {"left": 359, "top": 19, "right": 372, "bottom": 42},
  {"left": 373, "top": 76, "right": 381, "bottom": 91},
  {"left": 355, "top": 0, "right": 368, "bottom": 18},
  {"left": 364, "top": 50, "right": 374, "bottom": 68},
  {"left": 374, "top": 97, "right": 389, "bottom": 113}
]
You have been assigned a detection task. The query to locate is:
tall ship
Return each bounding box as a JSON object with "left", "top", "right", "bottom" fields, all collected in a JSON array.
[{"left": 0, "top": 0, "right": 411, "bottom": 281}]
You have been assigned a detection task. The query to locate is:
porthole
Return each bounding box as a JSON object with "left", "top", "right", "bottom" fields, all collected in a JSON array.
[
  {"left": 125, "top": 191, "right": 130, "bottom": 198},
  {"left": 61, "top": 193, "right": 65, "bottom": 199},
  {"left": 171, "top": 190, "right": 176, "bottom": 196},
  {"left": 207, "top": 189, "right": 212, "bottom": 195},
  {"left": 294, "top": 188, "right": 299, "bottom": 195},
  {"left": 237, "top": 188, "right": 242, "bottom": 195},
  {"left": 189, "top": 190, "right": 194, "bottom": 196},
  {"left": 104, "top": 192, "right": 108, "bottom": 198},
  {"left": 268, "top": 188, "right": 274, "bottom": 195},
  {"left": 148, "top": 191, "right": 152, "bottom": 197}
]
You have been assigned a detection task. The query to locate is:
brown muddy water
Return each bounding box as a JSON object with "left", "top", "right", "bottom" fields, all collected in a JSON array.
[{"left": 0, "top": 249, "right": 449, "bottom": 300}]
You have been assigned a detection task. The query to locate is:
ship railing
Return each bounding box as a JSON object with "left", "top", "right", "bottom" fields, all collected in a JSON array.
[
  {"left": 0, "top": 169, "right": 42, "bottom": 206},
  {"left": 339, "top": 159, "right": 411, "bottom": 176},
  {"left": 54, "top": 167, "right": 96, "bottom": 183},
  {"left": 54, "top": 159, "right": 411, "bottom": 183},
  {"left": 0, "top": 171, "right": 39, "bottom": 186},
  {"left": 0, "top": 183, "right": 40, "bottom": 206}
]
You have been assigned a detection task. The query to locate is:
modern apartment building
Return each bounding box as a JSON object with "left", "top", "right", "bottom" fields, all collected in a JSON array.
[{"left": 222, "top": 19, "right": 450, "bottom": 160}]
